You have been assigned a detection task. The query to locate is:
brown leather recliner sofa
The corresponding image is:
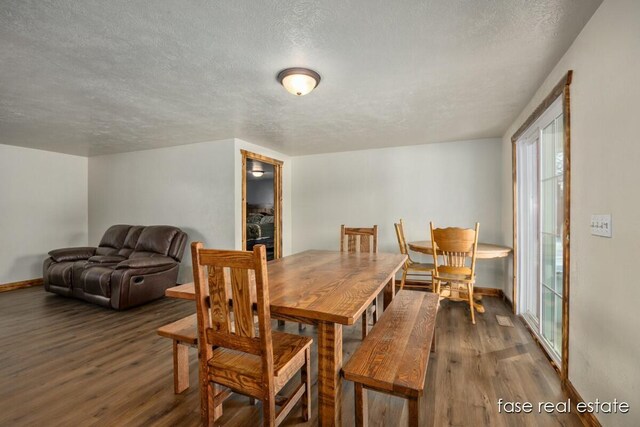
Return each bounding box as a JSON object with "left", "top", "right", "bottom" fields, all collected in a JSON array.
[{"left": 43, "top": 225, "right": 188, "bottom": 310}]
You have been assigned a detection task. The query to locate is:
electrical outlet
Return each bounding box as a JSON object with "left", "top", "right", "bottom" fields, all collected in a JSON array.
[{"left": 590, "top": 214, "right": 612, "bottom": 238}]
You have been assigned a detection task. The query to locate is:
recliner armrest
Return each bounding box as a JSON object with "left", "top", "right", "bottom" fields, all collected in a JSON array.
[
  {"left": 88, "top": 255, "right": 126, "bottom": 264},
  {"left": 115, "top": 257, "right": 176, "bottom": 270},
  {"left": 48, "top": 247, "right": 97, "bottom": 262}
]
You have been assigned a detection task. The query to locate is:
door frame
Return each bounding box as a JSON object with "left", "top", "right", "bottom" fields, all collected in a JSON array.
[
  {"left": 511, "top": 70, "right": 572, "bottom": 384},
  {"left": 241, "top": 149, "right": 283, "bottom": 259}
]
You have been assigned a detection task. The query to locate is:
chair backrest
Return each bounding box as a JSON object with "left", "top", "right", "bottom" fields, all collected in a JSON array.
[
  {"left": 190, "top": 242, "right": 274, "bottom": 392},
  {"left": 394, "top": 219, "right": 411, "bottom": 262},
  {"left": 340, "top": 225, "right": 378, "bottom": 253},
  {"left": 430, "top": 222, "right": 480, "bottom": 278}
]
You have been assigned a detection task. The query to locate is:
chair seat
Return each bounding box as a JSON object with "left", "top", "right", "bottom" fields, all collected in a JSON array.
[
  {"left": 433, "top": 272, "right": 475, "bottom": 283},
  {"left": 407, "top": 261, "right": 434, "bottom": 272},
  {"left": 208, "top": 331, "right": 312, "bottom": 380}
]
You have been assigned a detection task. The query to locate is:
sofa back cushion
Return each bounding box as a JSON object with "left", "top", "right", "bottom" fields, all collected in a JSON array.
[
  {"left": 118, "top": 226, "right": 145, "bottom": 258},
  {"left": 130, "top": 226, "right": 182, "bottom": 260},
  {"left": 95, "top": 225, "right": 131, "bottom": 256}
]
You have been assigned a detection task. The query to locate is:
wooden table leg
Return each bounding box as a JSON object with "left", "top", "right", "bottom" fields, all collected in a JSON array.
[
  {"left": 318, "top": 321, "right": 343, "bottom": 427},
  {"left": 383, "top": 276, "right": 396, "bottom": 310},
  {"left": 173, "top": 340, "right": 190, "bottom": 394},
  {"left": 408, "top": 397, "right": 419, "bottom": 427}
]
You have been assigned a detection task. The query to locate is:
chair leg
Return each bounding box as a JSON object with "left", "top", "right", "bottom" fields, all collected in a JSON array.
[
  {"left": 301, "top": 347, "right": 311, "bottom": 421},
  {"left": 199, "top": 356, "right": 222, "bottom": 425},
  {"left": 206, "top": 382, "right": 220, "bottom": 427},
  {"left": 298, "top": 322, "right": 306, "bottom": 331},
  {"left": 408, "top": 397, "right": 419, "bottom": 427},
  {"left": 468, "top": 284, "right": 476, "bottom": 325},
  {"left": 355, "top": 383, "right": 368, "bottom": 427},
  {"left": 277, "top": 320, "right": 285, "bottom": 327},
  {"left": 263, "top": 395, "right": 276, "bottom": 427},
  {"left": 431, "top": 331, "right": 436, "bottom": 353},
  {"left": 400, "top": 268, "right": 407, "bottom": 290}
]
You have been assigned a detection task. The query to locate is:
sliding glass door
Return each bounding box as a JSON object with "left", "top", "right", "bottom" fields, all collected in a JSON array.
[{"left": 517, "top": 97, "right": 564, "bottom": 363}]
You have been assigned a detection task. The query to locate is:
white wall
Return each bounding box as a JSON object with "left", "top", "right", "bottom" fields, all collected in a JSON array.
[
  {"left": 292, "top": 138, "right": 505, "bottom": 288},
  {"left": 501, "top": 0, "right": 640, "bottom": 424},
  {"left": 0, "top": 144, "right": 88, "bottom": 285},
  {"left": 88, "top": 138, "right": 293, "bottom": 283},
  {"left": 88, "top": 139, "right": 236, "bottom": 284},
  {"left": 234, "top": 139, "right": 292, "bottom": 256}
]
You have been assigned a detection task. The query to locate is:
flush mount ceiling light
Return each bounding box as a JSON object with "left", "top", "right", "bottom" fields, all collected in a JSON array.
[
  {"left": 277, "top": 68, "right": 321, "bottom": 96},
  {"left": 250, "top": 162, "right": 264, "bottom": 177}
]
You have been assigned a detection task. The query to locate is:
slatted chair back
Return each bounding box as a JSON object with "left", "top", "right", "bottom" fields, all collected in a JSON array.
[
  {"left": 191, "top": 242, "right": 274, "bottom": 401},
  {"left": 340, "top": 225, "right": 378, "bottom": 253},
  {"left": 394, "top": 219, "right": 413, "bottom": 262},
  {"left": 430, "top": 222, "right": 480, "bottom": 279}
]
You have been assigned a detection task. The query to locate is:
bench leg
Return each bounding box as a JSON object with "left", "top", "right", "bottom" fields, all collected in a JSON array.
[
  {"left": 361, "top": 311, "right": 368, "bottom": 340},
  {"left": 408, "top": 397, "right": 419, "bottom": 427},
  {"left": 301, "top": 347, "right": 311, "bottom": 421},
  {"left": 383, "top": 276, "right": 396, "bottom": 309},
  {"left": 372, "top": 297, "right": 378, "bottom": 324},
  {"left": 355, "top": 383, "right": 368, "bottom": 427},
  {"left": 173, "top": 340, "right": 190, "bottom": 394}
]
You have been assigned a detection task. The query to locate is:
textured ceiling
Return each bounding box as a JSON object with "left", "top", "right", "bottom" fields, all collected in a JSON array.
[{"left": 0, "top": 0, "right": 602, "bottom": 157}]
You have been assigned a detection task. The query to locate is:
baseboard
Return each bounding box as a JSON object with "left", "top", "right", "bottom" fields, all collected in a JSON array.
[
  {"left": 0, "top": 278, "right": 44, "bottom": 293},
  {"left": 564, "top": 380, "right": 603, "bottom": 427}
]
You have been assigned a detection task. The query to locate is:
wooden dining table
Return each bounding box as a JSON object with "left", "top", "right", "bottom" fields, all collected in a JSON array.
[
  {"left": 407, "top": 240, "right": 512, "bottom": 259},
  {"left": 407, "top": 240, "right": 512, "bottom": 313},
  {"left": 165, "top": 249, "right": 407, "bottom": 427}
]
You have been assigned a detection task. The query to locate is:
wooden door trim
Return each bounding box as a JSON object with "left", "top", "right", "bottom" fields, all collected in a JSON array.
[
  {"left": 511, "top": 70, "right": 572, "bottom": 385},
  {"left": 241, "top": 149, "right": 283, "bottom": 259}
]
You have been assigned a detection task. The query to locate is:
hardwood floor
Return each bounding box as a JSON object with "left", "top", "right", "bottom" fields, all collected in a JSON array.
[{"left": 0, "top": 288, "right": 580, "bottom": 426}]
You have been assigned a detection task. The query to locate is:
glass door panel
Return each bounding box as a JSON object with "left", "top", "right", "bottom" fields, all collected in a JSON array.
[
  {"left": 539, "top": 114, "right": 564, "bottom": 362},
  {"left": 517, "top": 96, "right": 564, "bottom": 365}
]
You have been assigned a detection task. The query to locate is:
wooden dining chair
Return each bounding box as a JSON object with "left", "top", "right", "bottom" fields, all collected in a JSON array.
[
  {"left": 340, "top": 225, "right": 379, "bottom": 339},
  {"left": 394, "top": 219, "right": 434, "bottom": 290},
  {"left": 430, "top": 222, "right": 480, "bottom": 324},
  {"left": 191, "top": 242, "right": 313, "bottom": 426}
]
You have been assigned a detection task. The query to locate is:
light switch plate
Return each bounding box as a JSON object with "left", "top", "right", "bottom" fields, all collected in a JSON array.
[{"left": 591, "top": 214, "right": 612, "bottom": 237}]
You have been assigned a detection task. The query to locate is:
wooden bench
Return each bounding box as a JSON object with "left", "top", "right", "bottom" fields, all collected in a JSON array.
[
  {"left": 157, "top": 314, "right": 197, "bottom": 394},
  {"left": 342, "top": 290, "right": 439, "bottom": 427}
]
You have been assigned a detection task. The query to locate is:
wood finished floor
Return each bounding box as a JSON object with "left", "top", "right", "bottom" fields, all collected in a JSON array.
[{"left": 0, "top": 287, "right": 581, "bottom": 426}]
